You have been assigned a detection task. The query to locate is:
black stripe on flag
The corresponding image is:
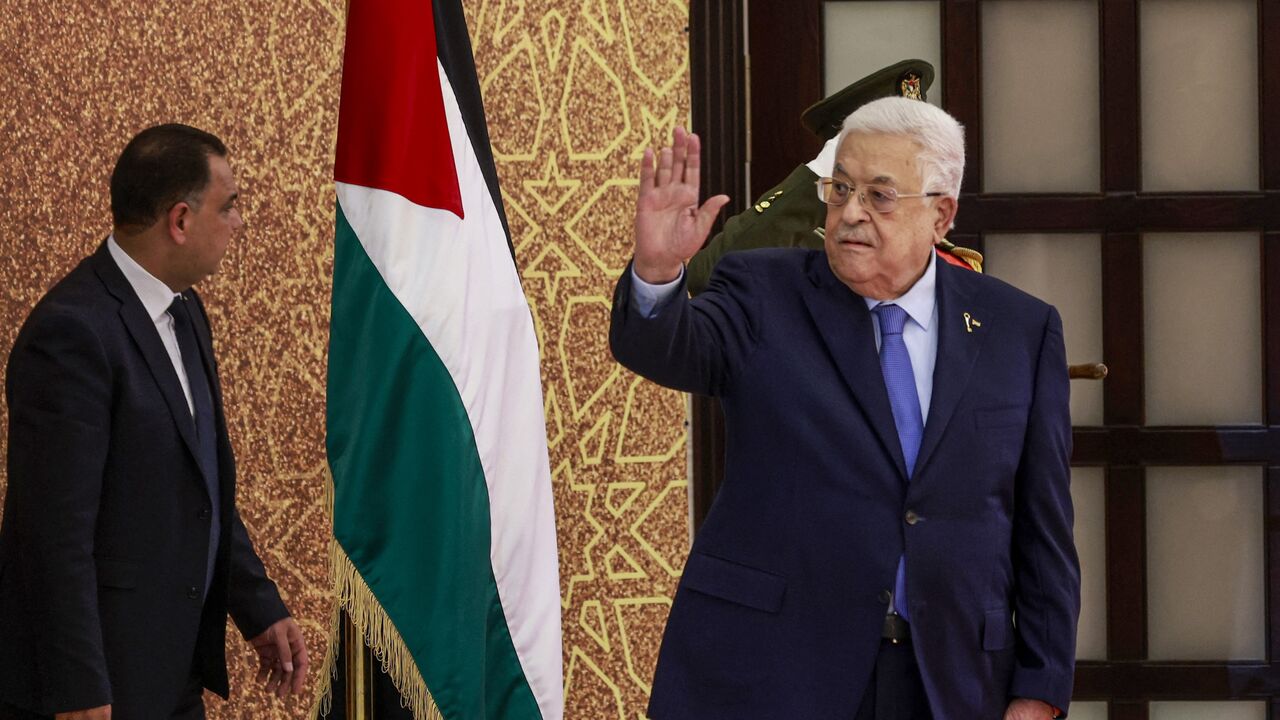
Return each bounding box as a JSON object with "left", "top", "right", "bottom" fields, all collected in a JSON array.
[{"left": 433, "top": 0, "right": 515, "bottom": 258}]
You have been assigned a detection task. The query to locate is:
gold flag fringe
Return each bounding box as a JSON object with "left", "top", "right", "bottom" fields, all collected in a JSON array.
[{"left": 310, "top": 468, "right": 445, "bottom": 720}]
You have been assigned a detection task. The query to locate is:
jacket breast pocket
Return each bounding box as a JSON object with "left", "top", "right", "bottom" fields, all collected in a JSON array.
[
  {"left": 95, "top": 556, "right": 139, "bottom": 590},
  {"left": 682, "top": 552, "right": 787, "bottom": 614},
  {"left": 983, "top": 608, "right": 1015, "bottom": 650}
]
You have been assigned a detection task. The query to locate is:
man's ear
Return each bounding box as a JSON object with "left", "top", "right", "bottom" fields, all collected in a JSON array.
[
  {"left": 933, "top": 196, "right": 958, "bottom": 236},
  {"left": 167, "top": 202, "right": 191, "bottom": 244}
]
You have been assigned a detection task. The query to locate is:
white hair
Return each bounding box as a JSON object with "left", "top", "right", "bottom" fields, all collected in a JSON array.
[{"left": 837, "top": 97, "right": 966, "bottom": 199}]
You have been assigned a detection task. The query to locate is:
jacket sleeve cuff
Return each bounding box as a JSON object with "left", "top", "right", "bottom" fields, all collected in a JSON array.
[{"left": 1009, "top": 669, "right": 1073, "bottom": 716}]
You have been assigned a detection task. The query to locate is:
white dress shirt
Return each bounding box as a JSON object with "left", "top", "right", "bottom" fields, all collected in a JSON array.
[
  {"left": 107, "top": 236, "right": 195, "bottom": 417},
  {"left": 629, "top": 250, "right": 939, "bottom": 419}
]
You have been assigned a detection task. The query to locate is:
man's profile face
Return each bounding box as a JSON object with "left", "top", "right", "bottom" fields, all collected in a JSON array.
[
  {"left": 181, "top": 154, "right": 242, "bottom": 284},
  {"left": 823, "top": 132, "right": 951, "bottom": 300}
]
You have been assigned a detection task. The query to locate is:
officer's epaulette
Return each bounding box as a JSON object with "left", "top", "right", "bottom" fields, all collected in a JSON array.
[
  {"left": 935, "top": 238, "right": 984, "bottom": 273},
  {"left": 754, "top": 188, "right": 785, "bottom": 214}
]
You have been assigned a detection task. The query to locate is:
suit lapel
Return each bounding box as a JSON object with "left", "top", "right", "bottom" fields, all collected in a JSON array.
[
  {"left": 801, "top": 259, "right": 909, "bottom": 481},
  {"left": 915, "top": 260, "right": 989, "bottom": 479},
  {"left": 90, "top": 243, "right": 206, "bottom": 480}
]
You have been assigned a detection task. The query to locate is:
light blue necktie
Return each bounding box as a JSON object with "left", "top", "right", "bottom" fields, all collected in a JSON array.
[{"left": 873, "top": 303, "right": 922, "bottom": 621}]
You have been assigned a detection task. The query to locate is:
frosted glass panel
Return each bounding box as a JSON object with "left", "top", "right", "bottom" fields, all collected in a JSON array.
[
  {"left": 982, "top": 1, "right": 1099, "bottom": 192},
  {"left": 824, "top": 2, "right": 941, "bottom": 105},
  {"left": 1144, "top": 233, "right": 1261, "bottom": 425},
  {"left": 1070, "top": 702, "right": 1109, "bottom": 720},
  {"left": 1151, "top": 702, "right": 1266, "bottom": 720},
  {"left": 1071, "top": 467, "right": 1106, "bottom": 660},
  {"left": 1147, "top": 467, "right": 1264, "bottom": 660},
  {"left": 1141, "top": 0, "right": 1258, "bottom": 191},
  {"left": 984, "top": 234, "right": 1104, "bottom": 426}
]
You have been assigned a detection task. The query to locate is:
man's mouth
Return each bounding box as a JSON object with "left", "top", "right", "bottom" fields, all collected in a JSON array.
[{"left": 838, "top": 236, "right": 875, "bottom": 248}]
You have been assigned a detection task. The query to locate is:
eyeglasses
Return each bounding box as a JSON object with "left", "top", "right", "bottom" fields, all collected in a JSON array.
[{"left": 814, "top": 178, "right": 944, "bottom": 214}]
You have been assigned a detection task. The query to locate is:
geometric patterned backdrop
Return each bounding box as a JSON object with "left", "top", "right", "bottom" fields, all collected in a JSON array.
[{"left": 0, "top": 1, "right": 689, "bottom": 718}]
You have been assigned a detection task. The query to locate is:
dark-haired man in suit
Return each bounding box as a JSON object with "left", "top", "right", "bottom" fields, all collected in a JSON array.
[{"left": 0, "top": 124, "right": 308, "bottom": 719}]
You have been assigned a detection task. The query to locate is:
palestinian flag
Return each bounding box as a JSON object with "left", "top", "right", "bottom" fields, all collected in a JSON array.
[{"left": 319, "top": 0, "right": 563, "bottom": 718}]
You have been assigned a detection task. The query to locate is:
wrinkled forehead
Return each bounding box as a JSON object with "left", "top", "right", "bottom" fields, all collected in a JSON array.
[{"left": 832, "top": 131, "right": 922, "bottom": 187}]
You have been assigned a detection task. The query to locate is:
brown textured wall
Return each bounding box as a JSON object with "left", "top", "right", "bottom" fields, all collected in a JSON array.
[{"left": 0, "top": 1, "right": 689, "bottom": 719}]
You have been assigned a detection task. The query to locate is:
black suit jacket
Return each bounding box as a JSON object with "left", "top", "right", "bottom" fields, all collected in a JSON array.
[{"left": 0, "top": 243, "right": 289, "bottom": 716}]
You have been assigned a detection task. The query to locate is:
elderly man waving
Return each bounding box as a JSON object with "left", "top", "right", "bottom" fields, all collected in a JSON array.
[{"left": 610, "top": 98, "right": 1079, "bottom": 720}]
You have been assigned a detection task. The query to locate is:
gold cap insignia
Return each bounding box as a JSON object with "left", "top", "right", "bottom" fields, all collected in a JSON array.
[{"left": 899, "top": 71, "right": 924, "bottom": 101}]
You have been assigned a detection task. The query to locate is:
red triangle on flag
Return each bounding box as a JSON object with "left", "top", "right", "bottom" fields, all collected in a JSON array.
[{"left": 335, "top": 0, "right": 464, "bottom": 218}]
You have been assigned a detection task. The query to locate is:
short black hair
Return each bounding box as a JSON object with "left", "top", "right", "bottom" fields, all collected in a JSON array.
[{"left": 109, "top": 123, "right": 228, "bottom": 229}]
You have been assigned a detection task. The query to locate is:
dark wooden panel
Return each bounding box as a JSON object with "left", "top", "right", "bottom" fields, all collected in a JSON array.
[
  {"left": 1105, "top": 466, "right": 1147, "bottom": 661},
  {"left": 1100, "top": 0, "right": 1140, "bottom": 192},
  {"left": 1262, "top": 0, "right": 1280, "bottom": 191},
  {"left": 1074, "top": 662, "right": 1280, "bottom": 699},
  {"left": 958, "top": 195, "right": 1110, "bottom": 233},
  {"left": 689, "top": 0, "right": 747, "bottom": 529},
  {"left": 746, "top": 1, "right": 823, "bottom": 197},
  {"left": 1267, "top": 233, "right": 1280, "bottom": 426},
  {"left": 1261, "top": 1, "right": 1279, "bottom": 692},
  {"left": 1102, "top": 233, "right": 1144, "bottom": 426},
  {"left": 690, "top": 0, "right": 748, "bottom": 222},
  {"left": 1072, "top": 427, "right": 1280, "bottom": 466},
  {"left": 1269, "top": 467, "right": 1280, "bottom": 665},
  {"left": 941, "top": 0, "right": 981, "bottom": 193},
  {"left": 954, "top": 193, "right": 1276, "bottom": 235}
]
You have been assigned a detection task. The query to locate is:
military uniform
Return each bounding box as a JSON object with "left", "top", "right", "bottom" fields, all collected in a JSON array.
[{"left": 686, "top": 166, "right": 827, "bottom": 295}]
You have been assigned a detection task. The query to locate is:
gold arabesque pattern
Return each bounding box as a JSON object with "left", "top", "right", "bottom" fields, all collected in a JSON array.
[{"left": 0, "top": 1, "right": 689, "bottom": 718}]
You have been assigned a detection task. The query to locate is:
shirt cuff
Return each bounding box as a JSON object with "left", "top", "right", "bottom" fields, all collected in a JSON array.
[{"left": 630, "top": 265, "right": 684, "bottom": 318}]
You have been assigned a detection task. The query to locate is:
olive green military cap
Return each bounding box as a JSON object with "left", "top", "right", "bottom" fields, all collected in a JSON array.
[{"left": 800, "top": 59, "right": 935, "bottom": 141}]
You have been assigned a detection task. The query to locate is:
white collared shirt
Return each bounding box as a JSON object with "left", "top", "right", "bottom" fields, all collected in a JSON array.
[
  {"left": 107, "top": 235, "right": 195, "bottom": 417},
  {"left": 630, "top": 250, "right": 939, "bottom": 419}
]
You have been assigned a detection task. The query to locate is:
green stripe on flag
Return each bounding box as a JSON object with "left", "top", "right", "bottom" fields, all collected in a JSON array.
[{"left": 327, "top": 203, "right": 541, "bottom": 719}]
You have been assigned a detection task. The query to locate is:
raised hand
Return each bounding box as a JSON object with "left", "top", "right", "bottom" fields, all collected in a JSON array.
[{"left": 632, "top": 126, "right": 731, "bottom": 283}]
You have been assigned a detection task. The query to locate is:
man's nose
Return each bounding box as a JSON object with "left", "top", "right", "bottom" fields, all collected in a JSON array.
[{"left": 841, "top": 193, "right": 871, "bottom": 223}]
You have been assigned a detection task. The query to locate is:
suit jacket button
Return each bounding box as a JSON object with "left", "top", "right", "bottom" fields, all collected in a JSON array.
[
  {"left": 878, "top": 590, "right": 892, "bottom": 604},
  {"left": 199, "top": 508, "right": 212, "bottom": 520},
  {"left": 905, "top": 510, "right": 920, "bottom": 526},
  {"left": 188, "top": 586, "right": 200, "bottom": 599}
]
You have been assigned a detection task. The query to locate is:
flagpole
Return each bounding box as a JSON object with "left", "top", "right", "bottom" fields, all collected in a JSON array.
[{"left": 343, "top": 611, "right": 369, "bottom": 720}]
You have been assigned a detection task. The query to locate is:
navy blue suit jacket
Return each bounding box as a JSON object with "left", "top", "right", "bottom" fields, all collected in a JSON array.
[
  {"left": 610, "top": 249, "right": 1079, "bottom": 719},
  {"left": 0, "top": 243, "right": 289, "bottom": 716}
]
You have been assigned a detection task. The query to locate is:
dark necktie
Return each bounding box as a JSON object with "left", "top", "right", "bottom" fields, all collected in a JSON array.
[
  {"left": 168, "top": 295, "right": 221, "bottom": 594},
  {"left": 873, "top": 303, "right": 923, "bottom": 621}
]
